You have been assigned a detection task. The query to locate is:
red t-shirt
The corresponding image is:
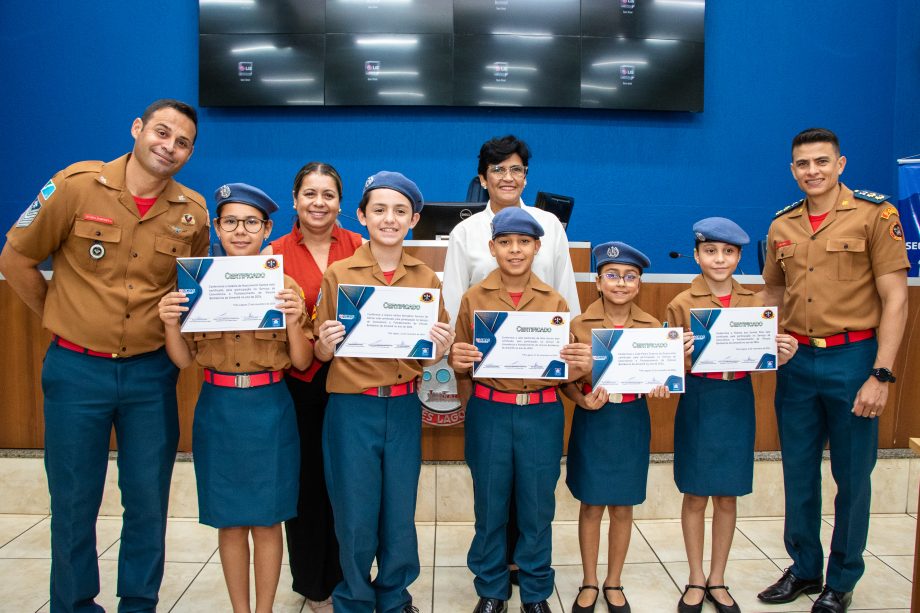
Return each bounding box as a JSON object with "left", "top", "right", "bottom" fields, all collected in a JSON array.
[
  {"left": 133, "top": 196, "right": 156, "bottom": 218},
  {"left": 508, "top": 291, "right": 524, "bottom": 306},
  {"left": 718, "top": 294, "right": 732, "bottom": 307},
  {"left": 808, "top": 211, "right": 830, "bottom": 232},
  {"left": 270, "top": 222, "right": 364, "bottom": 381},
  {"left": 382, "top": 270, "right": 396, "bottom": 284}
]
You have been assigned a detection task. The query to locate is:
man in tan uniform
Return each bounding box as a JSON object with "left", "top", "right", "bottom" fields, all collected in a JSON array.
[
  {"left": 0, "top": 99, "right": 209, "bottom": 613},
  {"left": 757, "top": 128, "right": 909, "bottom": 613}
]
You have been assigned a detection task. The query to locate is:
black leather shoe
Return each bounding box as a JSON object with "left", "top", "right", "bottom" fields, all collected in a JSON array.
[
  {"left": 402, "top": 606, "right": 419, "bottom": 613},
  {"left": 571, "top": 585, "right": 598, "bottom": 613},
  {"left": 705, "top": 585, "right": 740, "bottom": 613},
  {"left": 602, "top": 586, "right": 630, "bottom": 613},
  {"left": 474, "top": 597, "right": 508, "bottom": 613},
  {"left": 521, "top": 601, "right": 553, "bottom": 613},
  {"left": 677, "top": 584, "right": 705, "bottom": 613},
  {"left": 757, "top": 568, "right": 823, "bottom": 604},
  {"left": 811, "top": 586, "right": 852, "bottom": 613}
]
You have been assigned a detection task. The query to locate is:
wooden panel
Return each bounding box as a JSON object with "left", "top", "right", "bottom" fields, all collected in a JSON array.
[{"left": 3, "top": 267, "right": 918, "bottom": 460}]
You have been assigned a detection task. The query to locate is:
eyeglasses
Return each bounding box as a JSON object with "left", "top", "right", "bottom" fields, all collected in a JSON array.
[
  {"left": 488, "top": 165, "right": 527, "bottom": 179},
  {"left": 600, "top": 272, "right": 640, "bottom": 284},
  {"left": 217, "top": 216, "right": 267, "bottom": 233}
]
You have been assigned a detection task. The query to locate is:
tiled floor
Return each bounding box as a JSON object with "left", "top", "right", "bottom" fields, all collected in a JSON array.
[{"left": 0, "top": 514, "right": 914, "bottom": 612}]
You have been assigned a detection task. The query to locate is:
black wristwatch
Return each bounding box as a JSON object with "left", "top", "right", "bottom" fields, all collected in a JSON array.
[{"left": 871, "top": 368, "right": 897, "bottom": 383}]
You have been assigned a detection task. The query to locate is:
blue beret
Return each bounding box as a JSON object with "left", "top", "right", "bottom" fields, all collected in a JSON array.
[
  {"left": 693, "top": 217, "right": 750, "bottom": 246},
  {"left": 490, "top": 207, "right": 544, "bottom": 239},
  {"left": 593, "top": 241, "right": 650, "bottom": 272},
  {"left": 363, "top": 171, "right": 424, "bottom": 213},
  {"left": 214, "top": 183, "right": 279, "bottom": 217}
]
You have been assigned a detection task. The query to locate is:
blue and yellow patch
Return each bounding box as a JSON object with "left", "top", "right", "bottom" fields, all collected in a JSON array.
[{"left": 853, "top": 189, "right": 888, "bottom": 204}]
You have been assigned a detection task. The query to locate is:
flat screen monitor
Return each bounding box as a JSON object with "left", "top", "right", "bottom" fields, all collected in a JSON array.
[
  {"left": 454, "top": 0, "right": 580, "bottom": 35},
  {"left": 199, "top": 0, "right": 324, "bottom": 34},
  {"left": 412, "top": 202, "right": 488, "bottom": 240},
  {"left": 580, "top": 37, "right": 703, "bottom": 111},
  {"left": 453, "top": 34, "right": 580, "bottom": 108},
  {"left": 534, "top": 191, "right": 574, "bottom": 229},
  {"left": 325, "top": 34, "right": 453, "bottom": 105},
  {"left": 581, "top": 0, "right": 705, "bottom": 41},
  {"left": 199, "top": 34, "right": 325, "bottom": 106},
  {"left": 325, "top": 0, "right": 453, "bottom": 34}
]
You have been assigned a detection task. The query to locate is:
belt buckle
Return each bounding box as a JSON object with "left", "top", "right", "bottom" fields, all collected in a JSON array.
[
  {"left": 610, "top": 393, "right": 623, "bottom": 404},
  {"left": 378, "top": 385, "right": 392, "bottom": 398},
  {"left": 515, "top": 393, "right": 530, "bottom": 406},
  {"left": 235, "top": 374, "right": 252, "bottom": 388},
  {"left": 722, "top": 372, "right": 735, "bottom": 381},
  {"left": 810, "top": 337, "right": 827, "bottom": 348}
]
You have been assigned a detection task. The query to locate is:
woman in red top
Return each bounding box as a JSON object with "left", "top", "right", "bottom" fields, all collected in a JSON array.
[{"left": 264, "top": 162, "right": 363, "bottom": 612}]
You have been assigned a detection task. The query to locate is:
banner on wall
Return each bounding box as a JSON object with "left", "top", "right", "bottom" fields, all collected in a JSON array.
[{"left": 898, "top": 159, "right": 920, "bottom": 277}]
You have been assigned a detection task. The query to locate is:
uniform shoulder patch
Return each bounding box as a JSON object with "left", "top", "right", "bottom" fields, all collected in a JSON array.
[
  {"left": 775, "top": 199, "right": 804, "bottom": 218},
  {"left": 852, "top": 189, "right": 889, "bottom": 204},
  {"left": 15, "top": 199, "right": 42, "bottom": 227}
]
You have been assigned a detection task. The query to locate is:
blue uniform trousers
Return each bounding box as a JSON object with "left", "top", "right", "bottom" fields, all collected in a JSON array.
[
  {"left": 775, "top": 338, "right": 878, "bottom": 592},
  {"left": 42, "top": 344, "right": 180, "bottom": 613},
  {"left": 323, "top": 393, "right": 421, "bottom": 613},
  {"left": 464, "top": 396, "right": 564, "bottom": 604}
]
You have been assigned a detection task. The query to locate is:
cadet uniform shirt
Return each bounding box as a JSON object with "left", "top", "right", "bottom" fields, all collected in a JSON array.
[
  {"left": 315, "top": 242, "right": 449, "bottom": 394},
  {"left": 762, "top": 184, "right": 910, "bottom": 337},
  {"left": 187, "top": 275, "right": 311, "bottom": 372},
  {"left": 454, "top": 268, "right": 570, "bottom": 393},
  {"left": 666, "top": 275, "right": 759, "bottom": 370},
  {"left": 5, "top": 154, "right": 210, "bottom": 356},
  {"left": 571, "top": 299, "right": 660, "bottom": 389}
]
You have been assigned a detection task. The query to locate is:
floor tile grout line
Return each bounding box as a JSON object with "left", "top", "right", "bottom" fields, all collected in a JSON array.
[
  {"left": 167, "top": 547, "right": 221, "bottom": 612},
  {"left": 430, "top": 465, "right": 437, "bottom": 613},
  {"left": 631, "top": 518, "right": 683, "bottom": 595},
  {"left": 870, "top": 551, "right": 914, "bottom": 583},
  {"left": 0, "top": 514, "right": 48, "bottom": 550}
]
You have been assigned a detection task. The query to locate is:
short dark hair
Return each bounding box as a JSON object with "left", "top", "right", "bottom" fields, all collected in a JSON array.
[
  {"left": 215, "top": 202, "right": 269, "bottom": 221},
  {"left": 477, "top": 135, "right": 532, "bottom": 177},
  {"left": 791, "top": 128, "right": 839, "bottom": 156},
  {"left": 292, "top": 161, "right": 343, "bottom": 199},
  {"left": 141, "top": 99, "right": 198, "bottom": 142}
]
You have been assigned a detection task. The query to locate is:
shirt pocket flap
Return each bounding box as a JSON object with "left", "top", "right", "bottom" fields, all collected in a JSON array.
[
  {"left": 192, "top": 331, "right": 223, "bottom": 341},
  {"left": 155, "top": 235, "right": 192, "bottom": 258},
  {"left": 73, "top": 219, "right": 122, "bottom": 243},
  {"left": 254, "top": 330, "right": 287, "bottom": 342},
  {"left": 826, "top": 238, "right": 866, "bottom": 253},
  {"left": 775, "top": 243, "right": 797, "bottom": 260}
]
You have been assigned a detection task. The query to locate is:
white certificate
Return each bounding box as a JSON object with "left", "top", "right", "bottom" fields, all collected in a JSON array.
[
  {"left": 335, "top": 284, "right": 440, "bottom": 359},
  {"left": 592, "top": 328, "right": 685, "bottom": 394},
  {"left": 472, "top": 311, "right": 569, "bottom": 380},
  {"left": 690, "top": 306, "right": 779, "bottom": 373},
  {"left": 177, "top": 255, "right": 285, "bottom": 333}
]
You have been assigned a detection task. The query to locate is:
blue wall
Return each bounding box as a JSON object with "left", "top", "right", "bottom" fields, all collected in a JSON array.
[{"left": 2, "top": 1, "right": 917, "bottom": 273}]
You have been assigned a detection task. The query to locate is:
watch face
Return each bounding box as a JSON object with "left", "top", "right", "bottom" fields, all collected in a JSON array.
[{"left": 873, "top": 368, "right": 895, "bottom": 382}]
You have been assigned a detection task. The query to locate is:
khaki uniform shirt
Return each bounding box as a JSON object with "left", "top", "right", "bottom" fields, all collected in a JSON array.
[
  {"left": 571, "top": 299, "right": 660, "bottom": 389},
  {"left": 762, "top": 184, "right": 910, "bottom": 337},
  {"left": 315, "top": 242, "right": 449, "bottom": 394},
  {"left": 5, "top": 154, "right": 210, "bottom": 356},
  {"left": 186, "top": 275, "right": 311, "bottom": 372},
  {"left": 666, "top": 275, "right": 760, "bottom": 371},
  {"left": 454, "top": 268, "right": 570, "bottom": 393}
]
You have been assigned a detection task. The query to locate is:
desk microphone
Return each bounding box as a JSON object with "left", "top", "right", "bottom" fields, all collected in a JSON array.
[{"left": 669, "top": 251, "right": 693, "bottom": 259}]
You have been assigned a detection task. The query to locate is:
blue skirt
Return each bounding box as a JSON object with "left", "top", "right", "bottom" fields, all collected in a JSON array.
[
  {"left": 673, "top": 375, "right": 755, "bottom": 497},
  {"left": 193, "top": 380, "right": 300, "bottom": 528},
  {"left": 566, "top": 398, "right": 650, "bottom": 506}
]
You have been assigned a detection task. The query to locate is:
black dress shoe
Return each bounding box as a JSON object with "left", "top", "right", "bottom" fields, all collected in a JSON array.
[
  {"left": 757, "top": 568, "right": 823, "bottom": 603},
  {"left": 521, "top": 600, "right": 552, "bottom": 613},
  {"left": 677, "top": 584, "right": 705, "bottom": 613},
  {"left": 602, "top": 585, "right": 630, "bottom": 613},
  {"left": 811, "top": 586, "right": 852, "bottom": 613},
  {"left": 571, "top": 585, "right": 598, "bottom": 613},
  {"left": 474, "top": 597, "right": 508, "bottom": 613},
  {"left": 705, "top": 585, "right": 740, "bottom": 613}
]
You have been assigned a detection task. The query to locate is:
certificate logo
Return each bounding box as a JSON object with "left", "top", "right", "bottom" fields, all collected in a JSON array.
[
  {"left": 667, "top": 330, "right": 679, "bottom": 340},
  {"left": 420, "top": 292, "right": 434, "bottom": 303},
  {"left": 551, "top": 315, "right": 564, "bottom": 326},
  {"left": 264, "top": 258, "right": 280, "bottom": 270},
  {"left": 761, "top": 309, "right": 775, "bottom": 320}
]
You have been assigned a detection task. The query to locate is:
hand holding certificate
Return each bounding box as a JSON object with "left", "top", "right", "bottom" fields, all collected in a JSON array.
[
  {"left": 592, "top": 328, "right": 685, "bottom": 394},
  {"left": 690, "top": 306, "right": 779, "bottom": 372},
  {"left": 472, "top": 311, "right": 570, "bottom": 379},
  {"left": 334, "top": 284, "right": 441, "bottom": 359},
  {"left": 176, "top": 255, "right": 286, "bottom": 332}
]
